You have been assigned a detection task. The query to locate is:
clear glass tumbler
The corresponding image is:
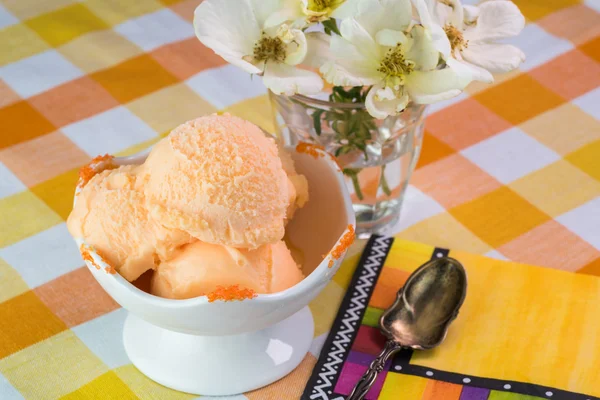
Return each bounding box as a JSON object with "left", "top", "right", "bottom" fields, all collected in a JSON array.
[{"left": 270, "top": 92, "right": 426, "bottom": 237}]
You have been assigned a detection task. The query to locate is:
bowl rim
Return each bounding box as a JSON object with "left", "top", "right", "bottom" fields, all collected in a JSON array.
[{"left": 74, "top": 145, "right": 356, "bottom": 307}]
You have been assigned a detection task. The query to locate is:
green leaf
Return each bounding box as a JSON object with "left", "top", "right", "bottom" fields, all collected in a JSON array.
[
  {"left": 312, "top": 110, "right": 324, "bottom": 136},
  {"left": 322, "top": 19, "right": 341, "bottom": 36}
]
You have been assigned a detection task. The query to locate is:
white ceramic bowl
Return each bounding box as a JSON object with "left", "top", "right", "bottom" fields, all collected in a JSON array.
[{"left": 74, "top": 146, "right": 355, "bottom": 395}]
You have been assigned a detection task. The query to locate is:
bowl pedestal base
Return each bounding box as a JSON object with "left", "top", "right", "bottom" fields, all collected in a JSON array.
[{"left": 123, "top": 306, "right": 314, "bottom": 396}]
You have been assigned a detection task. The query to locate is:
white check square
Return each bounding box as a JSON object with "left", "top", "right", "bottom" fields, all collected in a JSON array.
[
  {"left": 484, "top": 249, "right": 510, "bottom": 261},
  {"left": 501, "top": 24, "right": 573, "bottom": 71},
  {"left": 573, "top": 87, "right": 600, "bottom": 121},
  {"left": 0, "top": 5, "right": 18, "bottom": 30},
  {"left": 426, "top": 92, "right": 469, "bottom": 116},
  {"left": 557, "top": 197, "right": 600, "bottom": 251},
  {"left": 115, "top": 9, "right": 194, "bottom": 52},
  {"left": 0, "top": 371, "right": 23, "bottom": 400},
  {"left": 584, "top": 0, "right": 600, "bottom": 12},
  {"left": 62, "top": 106, "right": 158, "bottom": 157},
  {"left": 0, "top": 223, "right": 82, "bottom": 288},
  {"left": 0, "top": 50, "right": 83, "bottom": 98},
  {"left": 461, "top": 127, "right": 560, "bottom": 184},
  {"left": 0, "top": 162, "right": 26, "bottom": 199},
  {"left": 186, "top": 64, "right": 267, "bottom": 109},
  {"left": 390, "top": 185, "right": 444, "bottom": 232},
  {"left": 72, "top": 308, "right": 129, "bottom": 369}
]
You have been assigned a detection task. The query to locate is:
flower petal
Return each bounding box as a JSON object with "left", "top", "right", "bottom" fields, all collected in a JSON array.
[
  {"left": 264, "top": 0, "right": 306, "bottom": 29},
  {"left": 376, "top": 29, "right": 408, "bottom": 47},
  {"left": 320, "top": 33, "right": 381, "bottom": 86},
  {"left": 263, "top": 63, "right": 323, "bottom": 95},
  {"left": 406, "top": 58, "right": 490, "bottom": 103},
  {"left": 331, "top": 0, "right": 363, "bottom": 19},
  {"left": 339, "top": 18, "right": 380, "bottom": 61},
  {"left": 249, "top": 0, "right": 282, "bottom": 28},
  {"left": 194, "top": 0, "right": 261, "bottom": 73},
  {"left": 463, "top": 5, "right": 479, "bottom": 23},
  {"left": 366, "top": 84, "right": 409, "bottom": 119},
  {"left": 461, "top": 42, "right": 525, "bottom": 73},
  {"left": 411, "top": 0, "right": 434, "bottom": 30},
  {"left": 406, "top": 25, "right": 440, "bottom": 71},
  {"left": 354, "top": 0, "right": 412, "bottom": 37},
  {"left": 284, "top": 28, "right": 308, "bottom": 65},
  {"left": 430, "top": 23, "right": 451, "bottom": 59},
  {"left": 303, "top": 32, "right": 331, "bottom": 68},
  {"left": 466, "top": 0, "right": 525, "bottom": 42}
]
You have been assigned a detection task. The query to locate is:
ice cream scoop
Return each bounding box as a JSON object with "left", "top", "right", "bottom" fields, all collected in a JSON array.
[
  {"left": 151, "top": 240, "right": 303, "bottom": 299},
  {"left": 139, "top": 114, "right": 292, "bottom": 249},
  {"left": 67, "top": 165, "right": 192, "bottom": 282}
]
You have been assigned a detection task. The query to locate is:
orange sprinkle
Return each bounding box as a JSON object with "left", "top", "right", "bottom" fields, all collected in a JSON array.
[
  {"left": 207, "top": 285, "right": 257, "bottom": 302},
  {"left": 78, "top": 154, "right": 115, "bottom": 189},
  {"left": 80, "top": 244, "right": 100, "bottom": 270},
  {"left": 96, "top": 249, "right": 116, "bottom": 274},
  {"left": 296, "top": 142, "right": 325, "bottom": 159},
  {"left": 80, "top": 244, "right": 116, "bottom": 274},
  {"left": 328, "top": 225, "right": 355, "bottom": 267}
]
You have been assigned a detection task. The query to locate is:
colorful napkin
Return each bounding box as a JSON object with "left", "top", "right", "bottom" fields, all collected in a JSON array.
[{"left": 303, "top": 236, "right": 600, "bottom": 400}]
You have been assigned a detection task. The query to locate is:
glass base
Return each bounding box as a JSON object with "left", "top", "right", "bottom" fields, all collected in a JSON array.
[{"left": 353, "top": 198, "right": 402, "bottom": 239}]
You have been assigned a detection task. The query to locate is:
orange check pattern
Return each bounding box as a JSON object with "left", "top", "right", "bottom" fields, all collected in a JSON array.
[{"left": 0, "top": 0, "right": 598, "bottom": 398}]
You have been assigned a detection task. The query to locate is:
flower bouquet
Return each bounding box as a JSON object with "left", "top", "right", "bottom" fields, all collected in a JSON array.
[{"left": 194, "top": 0, "right": 525, "bottom": 234}]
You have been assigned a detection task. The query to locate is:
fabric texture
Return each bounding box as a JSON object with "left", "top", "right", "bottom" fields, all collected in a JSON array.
[{"left": 0, "top": 0, "right": 598, "bottom": 398}]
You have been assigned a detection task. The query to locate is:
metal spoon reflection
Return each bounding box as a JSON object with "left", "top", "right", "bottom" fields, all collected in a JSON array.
[{"left": 347, "top": 257, "right": 467, "bottom": 400}]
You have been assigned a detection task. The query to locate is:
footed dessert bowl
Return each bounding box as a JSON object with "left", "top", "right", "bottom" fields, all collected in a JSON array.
[{"left": 73, "top": 145, "right": 355, "bottom": 395}]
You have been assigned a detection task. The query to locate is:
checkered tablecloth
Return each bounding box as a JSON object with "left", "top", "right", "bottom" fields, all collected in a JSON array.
[{"left": 0, "top": 0, "right": 598, "bottom": 398}]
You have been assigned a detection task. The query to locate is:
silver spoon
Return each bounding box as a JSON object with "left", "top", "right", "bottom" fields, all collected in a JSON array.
[{"left": 347, "top": 257, "right": 467, "bottom": 400}]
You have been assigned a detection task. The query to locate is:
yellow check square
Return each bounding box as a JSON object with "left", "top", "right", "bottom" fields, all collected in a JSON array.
[
  {"left": 127, "top": 83, "right": 216, "bottom": 135},
  {"left": 0, "top": 191, "right": 62, "bottom": 248},
  {"left": 115, "top": 364, "right": 195, "bottom": 400},
  {"left": 223, "top": 95, "right": 276, "bottom": 135},
  {"left": 83, "top": 0, "right": 164, "bottom": 26},
  {"left": 566, "top": 140, "right": 600, "bottom": 182},
  {"left": 0, "top": 258, "right": 29, "bottom": 303},
  {"left": 0, "top": 330, "right": 108, "bottom": 399},
  {"left": 3, "top": 0, "right": 78, "bottom": 20},
  {"left": 396, "top": 212, "right": 493, "bottom": 254},
  {"left": 30, "top": 168, "right": 79, "bottom": 221},
  {"left": 25, "top": 3, "right": 110, "bottom": 47},
  {"left": 62, "top": 371, "right": 137, "bottom": 399},
  {"left": 510, "top": 160, "right": 600, "bottom": 217},
  {"left": 450, "top": 187, "right": 550, "bottom": 248},
  {"left": 0, "top": 24, "right": 50, "bottom": 67},
  {"left": 58, "top": 29, "right": 143, "bottom": 74},
  {"left": 309, "top": 283, "right": 344, "bottom": 337},
  {"left": 520, "top": 103, "right": 600, "bottom": 155}
]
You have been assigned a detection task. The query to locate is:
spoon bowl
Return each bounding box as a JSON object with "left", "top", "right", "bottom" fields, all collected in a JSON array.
[
  {"left": 348, "top": 256, "right": 467, "bottom": 400},
  {"left": 381, "top": 257, "right": 467, "bottom": 349}
]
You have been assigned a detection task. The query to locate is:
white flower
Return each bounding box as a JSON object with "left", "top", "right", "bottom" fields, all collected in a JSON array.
[
  {"left": 194, "top": 0, "right": 323, "bottom": 96},
  {"left": 321, "top": 0, "right": 480, "bottom": 118},
  {"left": 427, "top": 0, "right": 525, "bottom": 73},
  {"left": 266, "top": 0, "right": 363, "bottom": 28}
]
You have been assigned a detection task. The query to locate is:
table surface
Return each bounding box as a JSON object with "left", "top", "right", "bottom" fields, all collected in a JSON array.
[{"left": 0, "top": 0, "right": 598, "bottom": 398}]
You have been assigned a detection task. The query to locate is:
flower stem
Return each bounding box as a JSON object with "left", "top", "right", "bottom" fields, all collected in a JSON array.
[
  {"left": 344, "top": 168, "right": 364, "bottom": 200},
  {"left": 380, "top": 164, "right": 391, "bottom": 196}
]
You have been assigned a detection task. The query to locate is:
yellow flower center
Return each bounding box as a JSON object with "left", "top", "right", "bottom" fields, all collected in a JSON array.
[
  {"left": 444, "top": 24, "right": 468, "bottom": 52},
  {"left": 253, "top": 35, "right": 286, "bottom": 63},
  {"left": 378, "top": 44, "right": 415, "bottom": 88},
  {"left": 308, "top": 0, "right": 344, "bottom": 12}
]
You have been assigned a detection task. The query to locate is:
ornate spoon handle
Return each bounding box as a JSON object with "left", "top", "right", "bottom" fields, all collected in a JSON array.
[{"left": 346, "top": 340, "right": 402, "bottom": 400}]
